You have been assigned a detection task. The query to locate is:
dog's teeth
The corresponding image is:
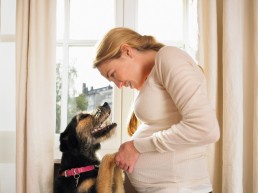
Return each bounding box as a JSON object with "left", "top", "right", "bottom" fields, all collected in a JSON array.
[{"left": 92, "top": 128, "right": 99, "bottom": 133}]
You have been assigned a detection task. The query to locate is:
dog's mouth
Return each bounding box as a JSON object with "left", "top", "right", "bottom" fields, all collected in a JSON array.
[
  {"left": 76, "top": 102, "right": 117, "bottom": 144},
  {"left": 91, "top": 122, "right": 117, "bottom": 137},
  {"left": 90, "top": 102, "right": 117, "bottom": 139}
]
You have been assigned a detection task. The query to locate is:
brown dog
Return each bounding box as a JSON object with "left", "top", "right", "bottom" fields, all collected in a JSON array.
[{"left": 54, "top": 102, "right": 124, "bottom": 193}]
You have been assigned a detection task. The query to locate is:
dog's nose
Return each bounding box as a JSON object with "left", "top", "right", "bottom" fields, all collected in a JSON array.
[{"left": 103, "top": 102, "right": 109, "bottom": 107}]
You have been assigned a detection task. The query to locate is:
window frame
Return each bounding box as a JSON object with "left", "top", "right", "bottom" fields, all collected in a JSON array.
[
  {"left": 55, "top": 0, "right": 123, "bottom": 159},
  {"left": 56, "top": 0, "right": 123, "bottom": 133}
]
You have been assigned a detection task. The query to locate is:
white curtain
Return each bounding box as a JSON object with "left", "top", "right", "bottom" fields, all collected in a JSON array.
[
  {"left": 198, "top": 0, "right": 258, "bottom": 193},
  {"left": 16, "top": 0, "right": 56, "bottom": 192}
]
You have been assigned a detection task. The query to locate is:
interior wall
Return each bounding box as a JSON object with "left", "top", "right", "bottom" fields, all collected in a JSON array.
[{"left": 0, "top": 42, "right": 16, "bottom": 193}]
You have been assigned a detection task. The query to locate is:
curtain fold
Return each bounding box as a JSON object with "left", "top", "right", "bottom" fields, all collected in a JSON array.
[
  {"left": 252, "top": 1, "right": 258, "bottom": 193},
  {"left": 16, "top": 0, "right": 56, "bottom": 193},
  {"left": 197, "top": 1, "right": 222, "bottom": 193},
  {"left": 197, "top": 0, "right": 258, "bottom": 193},
  {"left": 223, "top": 1, "right": 244, "bottom": 193}
]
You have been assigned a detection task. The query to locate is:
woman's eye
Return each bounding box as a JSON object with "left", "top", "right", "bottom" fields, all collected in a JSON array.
[{"left": 110, "top": 72, "right": 115, "bottom": 78}]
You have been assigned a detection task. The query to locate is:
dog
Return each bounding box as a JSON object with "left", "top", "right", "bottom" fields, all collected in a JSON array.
[{"left": 54, "top": 102, "right": 124, "bottom": 193}]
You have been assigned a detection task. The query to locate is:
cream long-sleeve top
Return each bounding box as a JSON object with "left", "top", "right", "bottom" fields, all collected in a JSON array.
[{"left": 127, "top": 46, "right": 220, "bottom": 193}]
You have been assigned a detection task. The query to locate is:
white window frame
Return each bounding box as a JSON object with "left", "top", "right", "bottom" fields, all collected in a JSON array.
[{"left": 55, "top": 0, "right": 124, "bottom": 159}]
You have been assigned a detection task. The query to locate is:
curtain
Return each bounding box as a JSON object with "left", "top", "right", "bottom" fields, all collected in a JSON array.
[
  {"left": 16, "top": 0, "right": 56, "bottom": 193},
  {"left": 197, "top": 0, "right": 258, "bottom": 193}
]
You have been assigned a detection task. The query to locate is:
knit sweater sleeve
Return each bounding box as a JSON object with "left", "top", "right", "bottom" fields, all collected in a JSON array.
[{"left": 133, "top": 47, "right": 220, "bottom": 153}]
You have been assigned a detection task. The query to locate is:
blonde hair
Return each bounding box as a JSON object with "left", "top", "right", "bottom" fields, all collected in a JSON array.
[
  {"left": 93, "top": 27, "right": 164, "bottom": 68},
  {"left": 127, "top": 111, "right": 139, "bottom": 136}
]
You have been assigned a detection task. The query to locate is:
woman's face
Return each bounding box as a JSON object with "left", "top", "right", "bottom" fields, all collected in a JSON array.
[{"left": 97, "top": 46, "right": 147, "bottom": 90}]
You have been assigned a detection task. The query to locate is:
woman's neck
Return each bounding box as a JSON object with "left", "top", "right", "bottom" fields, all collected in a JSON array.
[{"left": 142, "top": 50, "right": 157, "bottom": 78}]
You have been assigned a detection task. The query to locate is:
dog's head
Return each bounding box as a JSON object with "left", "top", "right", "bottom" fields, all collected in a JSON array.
[{"left": 60, "top": 102, "right": 117, "bottom": 154}]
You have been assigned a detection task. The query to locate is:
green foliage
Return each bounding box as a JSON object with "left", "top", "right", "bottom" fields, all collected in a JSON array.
[
  {"left": 56, "top": 62, "right": 88, "bottom": 133},
  {"left": 76, "top": 93, "right": 88, "bottom": 111},
  {"left": 67, "top": 93, "right": 88, "bottom": 123},
  {"left": 56, "top": 62, "right": 62, "bottom": 133}
]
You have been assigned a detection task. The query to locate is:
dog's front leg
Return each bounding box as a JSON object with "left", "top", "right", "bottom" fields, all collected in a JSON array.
[
  {"left": 113, "top": 165, "right": 125, "bottom": 193},
  {"left": 96, "top": 154, "right": 115, "bottom": 193}
]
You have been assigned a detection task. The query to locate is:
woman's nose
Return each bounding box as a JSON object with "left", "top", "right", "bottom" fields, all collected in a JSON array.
[{"left": 113, "top": 80, "right": 124, "bottom": 88}]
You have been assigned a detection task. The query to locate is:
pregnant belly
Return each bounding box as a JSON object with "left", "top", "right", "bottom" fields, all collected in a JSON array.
[{"left": 127, "top": 147, "right": 210, "bottom": 188}]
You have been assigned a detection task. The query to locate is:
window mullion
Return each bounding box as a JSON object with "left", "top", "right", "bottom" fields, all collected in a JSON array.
[
  {"left": 115, "top": 0, "right": 124, "bottom": 26},
  {"left": 121, "top": 0, "right": 138, "bottom": 143},
  {"left": 60, "top": 0, "right": 70, "bottom": 132},
  {"left": 67, "top": 40, "right": 97, "bottom": 47},
  {"left": 123, "top": 0, "right": 137, "bottom": 29},
  {"left": 0, "top": 0, "right": 2, "bottom": 33},
  {"left": 183, "top": 0, "right": 189, "bottom": 49}
]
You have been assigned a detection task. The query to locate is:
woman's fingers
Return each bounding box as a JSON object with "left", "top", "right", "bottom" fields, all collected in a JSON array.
[
  {"left": 128, "top": 165, "right": 134, "bottom": 174},
  {"left": 115, "top": 158, "right": 129, "bottom": 171},
  {"left": 114, "top": 140, "right": 139, "bottom": 173}
]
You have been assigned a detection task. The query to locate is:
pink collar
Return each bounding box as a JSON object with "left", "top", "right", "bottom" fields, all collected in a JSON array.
[{"left": 60, "top": 165, "right": 96, "bottom": 177}]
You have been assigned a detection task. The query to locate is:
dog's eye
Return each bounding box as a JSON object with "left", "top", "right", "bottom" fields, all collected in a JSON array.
[{"left": 78, "top": 114, "right": 89, "bottom": 121}]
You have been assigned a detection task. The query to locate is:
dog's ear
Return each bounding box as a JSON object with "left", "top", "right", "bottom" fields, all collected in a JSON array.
[
  {"left": 59, "top": 117, "right": 78, "bottom": 152},
  {"left": 60, "top": 132, "right": 78, "bottom": 152}
]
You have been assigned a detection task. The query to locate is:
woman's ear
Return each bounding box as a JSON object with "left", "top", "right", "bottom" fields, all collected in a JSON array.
[{"left": 120, "top": 44, "right": 132, "bottom": 58}]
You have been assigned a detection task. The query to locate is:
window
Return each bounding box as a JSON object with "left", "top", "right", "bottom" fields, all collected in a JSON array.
[
  {"left": 55, "top": 0, "right": 198, "bottom": 159},
  {"left": 55, "top": 0, "right": 122, "bottom": 159},
  {"left": 56, "top": 0, "right": 116, "bottom": 133}
]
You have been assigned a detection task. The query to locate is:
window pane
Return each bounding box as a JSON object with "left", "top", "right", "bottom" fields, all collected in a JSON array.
[
  {"left": 137, "top": 0, "right": 183, "bottom": 42},
  {"left": 0, "top": 0, "right": 16, "bottom": 34},
  {"left": 68, "top": 47, "right": 113, "bottom": 122},
  {"left": 70, "top": 0, "right": 115, "bottom": 40},
  {"left": 56, "top": 46, "right": 63, "bottom": 133}
]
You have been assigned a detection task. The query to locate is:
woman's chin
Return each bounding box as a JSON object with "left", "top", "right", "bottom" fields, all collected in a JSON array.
[{"left": 134, "top": 85, "right": 141, "bottom": 90}]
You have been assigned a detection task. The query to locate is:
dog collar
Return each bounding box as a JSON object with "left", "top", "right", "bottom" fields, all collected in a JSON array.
[{"left": 60, "top": 165, "right": 97, "bottom": 177}]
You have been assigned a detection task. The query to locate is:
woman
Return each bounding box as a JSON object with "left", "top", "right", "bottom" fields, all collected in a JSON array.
[{"left": 93, "top": 27, "right": 220, "bottom": 193}]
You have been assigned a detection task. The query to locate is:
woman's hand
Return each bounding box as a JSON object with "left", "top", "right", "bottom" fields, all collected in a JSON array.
[{"left": 115, "top": 140, "right": 139, "bottom": 174}]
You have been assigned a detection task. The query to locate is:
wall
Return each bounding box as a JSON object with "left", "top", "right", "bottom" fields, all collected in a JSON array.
[
  {"left": 0, "top": 43, "right": 16, "bottom": 193},
  {"left": 0, "top": 0, "right": 16, "bottom": 192}
]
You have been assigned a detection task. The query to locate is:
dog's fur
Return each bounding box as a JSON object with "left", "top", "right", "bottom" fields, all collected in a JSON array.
[{"left": 54, "top": 102, "right": 124, "bottom": 193}]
